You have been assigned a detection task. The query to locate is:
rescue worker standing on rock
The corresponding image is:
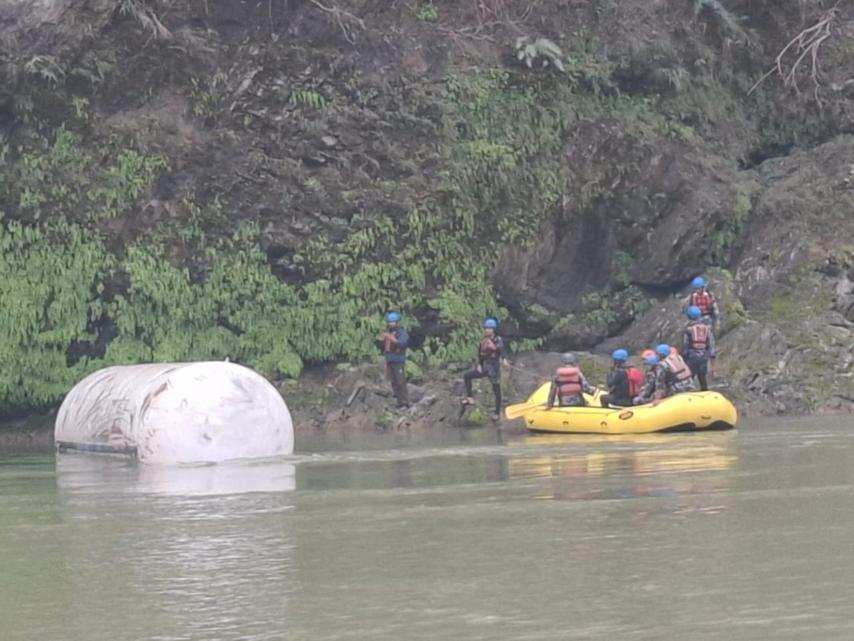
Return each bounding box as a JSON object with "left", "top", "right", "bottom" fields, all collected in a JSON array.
[
  {"left": 601, "top": 349, "right": 643, "bottom": 408},
  {"left": 682, "top": 306, "right": 716, "bottom": 391},
  {"left": 462, "top": 318, "right": 506, "bottom": 421},
  {"left": 684, "top": 276, "right": 721, "bottom": 331},
  {"left": 547, "top": 352, "right": 595, "bottom": 408},
  {"left": 656, "top": 343, "right": 695, "bottom": 397},
  {"left": 379, "top": 312, "right": 409, "bottom": 409}
]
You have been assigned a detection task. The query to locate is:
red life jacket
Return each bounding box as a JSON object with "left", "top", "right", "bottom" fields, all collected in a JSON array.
[
  {"left": 626, "top": 367, "right": 644, "bottom": 397},
  {"left": 689, "top": 323, "right": 710, "bottom": 350},
  {"left": 479, "top": 337, "right": 499, "bottom": 358},
  {"left": 664, "top": 352, "right": 693, "bottom": 383},
  {"left": 555, "top": 366, "right": 582, "bottom": 396},
  {"left": 691, "top": 290, "right": 713, "bottom": 315}
]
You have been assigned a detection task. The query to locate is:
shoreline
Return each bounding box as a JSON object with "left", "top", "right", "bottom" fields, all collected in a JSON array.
[
  {"left": 3, "top": 350, "right": 850, "bottom": 454},
  {"left": 2, "top": 382, "right": 849, "bottom": 456}
]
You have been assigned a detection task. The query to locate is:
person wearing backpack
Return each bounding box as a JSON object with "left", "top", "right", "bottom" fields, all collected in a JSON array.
[
  {"left": 600, "top": 349, "right": 642, "bottom": 408},
  {"left": 682, "top": 305, "right": 716, "bottom": 390}
]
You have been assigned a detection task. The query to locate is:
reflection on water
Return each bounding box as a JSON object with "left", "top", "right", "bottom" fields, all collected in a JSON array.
[
  {"left": 505, "top": 432, "right": 737, "bottom": 501},
  {"left": 56, "top": 453, "right": 296, "bottom": 496},
  {"left": 31, "top": 455, "right": 299, "bottom": 641},
  {"left": 4, "top": 417, "right": 854, "bottom": 641},
  {"left": 510, "top": 432, "right": 737, "bottom": 477}
]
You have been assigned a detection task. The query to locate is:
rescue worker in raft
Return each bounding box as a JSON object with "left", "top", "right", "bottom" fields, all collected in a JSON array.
[
  {"left": 633, "top": 346, "right": 694, "bottom": 405},
  {"left": 683, "top": 276, "right": 721, "bottom": 331},
  {"left": 656, "top": 343, "right": 695, "bottom": 397},
  {"left": 379, "top": 311, "right": 410, "bottom": 409},
  {"left": 600, "top": 349, "right": 643, "bottom": 408},
  {"left": 682, "top": 305, "right": 716, "bottom": 391},
  {"left": 633, "top": 351, "right": 661, "bottom": 405},
  {"left": 462, "top": 318, "right": 507, "bottom": 421},
  {"left": 547, "top": 352, "right": 595, "bottom": 408}
]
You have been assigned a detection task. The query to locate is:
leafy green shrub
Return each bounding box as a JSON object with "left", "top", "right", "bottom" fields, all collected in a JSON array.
[
  {"left": 1, "top": 127, "right": 167, "bottom": 222},
  {"left": 108, "top": 223, "right": 403, "bottom": 380},
  {"left": 290, "top": 88, "right": 329, "bottom": 110},
  {"left": 189, "top": 74, "right": 228, "bottom": 122},
  {"left": 415, "top": 2, "right": 439, "bottom": 22},
  {"left": 107, "top": 231, "right": 303, "bottom": 376},
  {"left": 0, "top": 221, "right": 113, "bottom": 412}
]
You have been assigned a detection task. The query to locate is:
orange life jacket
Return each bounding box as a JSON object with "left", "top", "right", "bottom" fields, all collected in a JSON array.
[
  {"left": 479, "top": 337, "right": 499, "bottom": 359},
  {"left": 626, "top": 367, "right": 644, "bottom": 397},
  {"left": 689, "top": 323, "right": 710, "bottom": 350},
  {"left": 664, "top": 352, "right": 693, "bottom": 383},
  {"left": 691, "top": 290, "right": 713, "bottom": 315},
  {"left": 383, "top": 332, "right": 401, "bottom": 354},
  {"left": 555, "top": 366, "right": 582, "bottom": 396}
]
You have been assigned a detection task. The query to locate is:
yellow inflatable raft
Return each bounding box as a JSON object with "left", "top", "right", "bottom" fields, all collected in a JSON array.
[{"left": 509, "top": 383, "right": 738, "bottom": 434}]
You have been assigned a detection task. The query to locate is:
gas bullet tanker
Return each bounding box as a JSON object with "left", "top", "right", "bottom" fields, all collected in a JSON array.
[{"left": 55, "top": 362, "right": 293, "bottom": 464}]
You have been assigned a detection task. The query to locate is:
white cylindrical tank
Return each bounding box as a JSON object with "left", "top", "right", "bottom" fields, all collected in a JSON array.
[{"left": 55, "top": 362, "right": 293, "bottom": 464}]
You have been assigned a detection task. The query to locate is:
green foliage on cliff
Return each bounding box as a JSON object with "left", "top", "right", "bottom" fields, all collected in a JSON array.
[
  {"left": 0, "top": 221, "right": 113, "bottom": 410},
  {"left": 0, "top": 45, "right": 704, "bottom": 414},
  {"left": 2, "top": 127, "right": 167, "bottom": 222},
  {"left": 107, "top": 224, "right": 388, "bottom": 381}
]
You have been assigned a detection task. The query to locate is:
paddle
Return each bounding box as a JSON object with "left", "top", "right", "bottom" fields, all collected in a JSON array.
[{"left": 504, "top": 401, "right": 547, "bottom": 420}]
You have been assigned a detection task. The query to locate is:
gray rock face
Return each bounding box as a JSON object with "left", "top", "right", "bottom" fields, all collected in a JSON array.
[
  {"left": 735, "top": 136, "right": 854, "bottom": 308},
  {"left": 492, "top": 121, "right": 759, "bottom": 317},
  {"left": 0, "top": 0, "right": 115, "bottom": 60},
  {"left": 0, "top": 1, "right": 116, "bottom": 152}
]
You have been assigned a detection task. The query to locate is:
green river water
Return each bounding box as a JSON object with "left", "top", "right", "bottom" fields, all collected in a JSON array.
[{"left": 2, "top": 416, "right": 854, "bottom": 641}]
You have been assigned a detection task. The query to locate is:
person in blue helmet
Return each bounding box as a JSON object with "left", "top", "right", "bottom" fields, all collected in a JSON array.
[
  {"left": 462, "top": 318, "right": 506, "bottom": 420},
  {"left": 682, "top": 305, "right": 716, "bottom": 391},
  {"left": 379, "top": 312, "right": 410, "bottom": 408},
  {"left": 655, "top": 343, "right": 695, "bottom": 398},
  {"left": 600, "top": 349, "right": 644, "bottom": 408},
  {"left": 683, "top": 276, "right": 721, "bottom": 331},
  {"left": 633, "top": 352, "right": 661, "bottom": 405}
]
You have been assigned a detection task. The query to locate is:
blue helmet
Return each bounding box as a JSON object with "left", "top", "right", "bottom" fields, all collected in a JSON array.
[
  {"left": 483, "top": 318, "right": 498, "bottom": 329},
  {"left": 611, "top": 349, "right": 629, "bottom": 362},
  {"left": 691, "top": 276, "right": 707, "bottom": 288},
  {"left": 385, "top": 311, "right": 401, "bottom": 323},
  {"left": 643, "top": 354, "right": 660, "bottom": 366},
  {"left": 656, "top": 344, "right": 671, "bottom": 358},
  {"left": 686, "top": 305, "right": 701, "bottom": 319}
]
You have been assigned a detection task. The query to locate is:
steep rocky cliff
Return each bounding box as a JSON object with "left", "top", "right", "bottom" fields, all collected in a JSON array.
[{"left": 0, "top": 0, "right": 851, "bottom": 422}]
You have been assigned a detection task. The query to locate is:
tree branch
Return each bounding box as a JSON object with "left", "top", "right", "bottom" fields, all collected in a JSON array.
[{"left": 748, "top": 5, "right": 840, "bottom": 105}]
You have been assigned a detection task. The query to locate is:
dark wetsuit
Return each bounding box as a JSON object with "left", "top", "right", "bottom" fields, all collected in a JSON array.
[
  {"left": 463, "top": 336, "right": 504, "bottom": 414},
  {"left": 601, "top": 366, "right": 632, "bottom": 408}
]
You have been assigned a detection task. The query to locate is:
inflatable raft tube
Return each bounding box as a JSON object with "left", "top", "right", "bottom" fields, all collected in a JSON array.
[{"left": 517, "top": 383, "right": 737, "bottom": 434}]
